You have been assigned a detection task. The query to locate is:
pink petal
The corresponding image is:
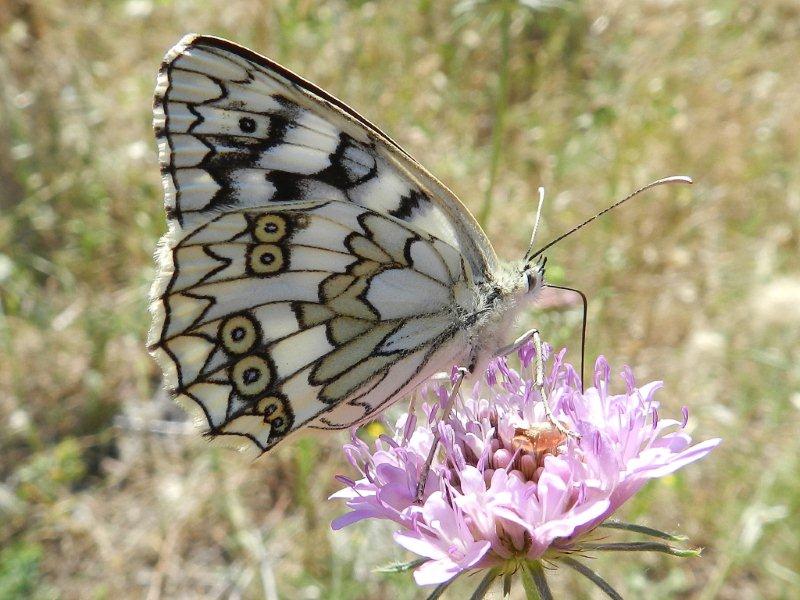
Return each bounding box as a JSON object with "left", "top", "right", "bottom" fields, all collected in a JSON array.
[
  {"left": 394, "top": 531, "right": 447, "bottom": 560},
  {"left": 413, "top": 558, "right": 462, "bottom": 586}
]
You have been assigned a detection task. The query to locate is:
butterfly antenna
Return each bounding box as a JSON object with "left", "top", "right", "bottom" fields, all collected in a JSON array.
[
  {"left": 524, "top": 186, "right": 546, "bottom": 260},
  {"left": 528, "top": 175, "right": 692, "bottom": 261}
]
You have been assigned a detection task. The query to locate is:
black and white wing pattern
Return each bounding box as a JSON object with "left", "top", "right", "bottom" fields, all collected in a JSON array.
[{"left": 149, "top": 35, "right": 500, "bottom": 454}]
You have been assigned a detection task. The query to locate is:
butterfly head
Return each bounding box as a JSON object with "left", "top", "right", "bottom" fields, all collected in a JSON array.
[{"left": 521, "top": 255, "right": 546, "bottom": 298}]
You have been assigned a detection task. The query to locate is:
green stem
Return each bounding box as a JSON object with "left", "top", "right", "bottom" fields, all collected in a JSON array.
[
  {"left": 520, "top": 561, "right": 553, "bottom": 600},
  {"left": 478, "top": 0, "right": 512, "bottom": 228}
]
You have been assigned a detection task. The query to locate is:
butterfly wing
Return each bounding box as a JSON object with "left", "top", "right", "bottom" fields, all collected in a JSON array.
[
  {"left": 150, "top": 34, "right": 495, "bottom": 453},
  {"left": 150, "top": 200, "right": 475, "bottom": 452},
  {"left": 153, "top": 34, "right": 497, "bottom": 279}
]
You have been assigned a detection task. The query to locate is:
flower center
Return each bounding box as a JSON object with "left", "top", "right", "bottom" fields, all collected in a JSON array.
[{"left": 485, "top": 422, "right": 568, "bottom": 483}]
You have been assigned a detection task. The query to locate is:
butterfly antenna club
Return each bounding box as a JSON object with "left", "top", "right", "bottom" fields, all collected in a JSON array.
[
  {"left": 528, "top": 175, "right": 693, "bottom": 260},
  {"left": 524, "top": 186, "right": 547, "bottom": 261}
]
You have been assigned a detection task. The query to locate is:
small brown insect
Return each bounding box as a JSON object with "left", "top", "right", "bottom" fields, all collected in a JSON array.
[{"left": 511, "top": 423, "right": 567, "bottom": 459}]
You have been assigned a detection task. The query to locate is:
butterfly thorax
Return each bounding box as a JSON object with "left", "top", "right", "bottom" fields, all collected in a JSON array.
[{"left": 461, "top": 259, "right": 544, "bottom": 372}]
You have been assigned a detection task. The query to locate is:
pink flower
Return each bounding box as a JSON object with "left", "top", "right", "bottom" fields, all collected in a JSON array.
[
  {"left": 331, "top": 345, "right": 720, "bottom": 595},
  {"left": 394, "top": 491, "right": 492, "bottom": 585}
]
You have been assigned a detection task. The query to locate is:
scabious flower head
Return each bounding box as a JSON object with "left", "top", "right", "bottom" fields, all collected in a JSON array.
[{"left": 331, "top": 345, "right": 720, "bottom": 594}]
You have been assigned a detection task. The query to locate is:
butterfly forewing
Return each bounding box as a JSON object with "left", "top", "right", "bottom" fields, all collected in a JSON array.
[
  {"left": 153, "top": 34, "right": 496, "bottom": 272},
  {"left": 150, "top": 34, "right": 502, "bottom": 454}
]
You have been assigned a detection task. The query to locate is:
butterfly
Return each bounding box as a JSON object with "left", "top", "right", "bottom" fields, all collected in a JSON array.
[{"left": 148, "top": 34, "right": 687, "bottom": 456}]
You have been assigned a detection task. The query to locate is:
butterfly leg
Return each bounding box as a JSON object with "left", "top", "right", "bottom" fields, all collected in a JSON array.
[
  {"left": 414, "top": 366, "right": 469, "bottom": 503},
  {"left": 529, "top": 329, "right": 578, "bottom": 440},
  {"left": 492, "top": 328, "right": 540, "bottom": 358},
  {"left": 495, "top": 328, "right": 579, "bottom": 441}
]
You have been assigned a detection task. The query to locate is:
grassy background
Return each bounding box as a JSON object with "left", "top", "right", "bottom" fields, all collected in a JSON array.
[{"left": 1, "top": 0, "right": 798, "bottom": 598}]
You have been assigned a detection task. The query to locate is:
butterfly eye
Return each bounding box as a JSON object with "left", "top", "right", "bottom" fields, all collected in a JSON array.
[{"left": 526, "top": 271, "right": 538, "bottom": 292}]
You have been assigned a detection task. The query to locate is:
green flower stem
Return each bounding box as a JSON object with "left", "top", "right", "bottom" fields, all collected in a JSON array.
[{"left": 520, "top": 561, "right": 554, "bottom": 600}]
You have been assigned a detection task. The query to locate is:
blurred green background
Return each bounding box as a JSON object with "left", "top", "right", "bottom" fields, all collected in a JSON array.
[{"left": 1, "top": 0, "right": 798, "bottom": 598}]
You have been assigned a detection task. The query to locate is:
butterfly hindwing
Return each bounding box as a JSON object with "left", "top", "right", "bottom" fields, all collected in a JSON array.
[{"left": 149, "top": 200, "right": 474, "bottom": 452}]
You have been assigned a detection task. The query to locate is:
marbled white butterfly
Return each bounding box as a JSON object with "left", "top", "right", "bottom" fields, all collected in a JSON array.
[{"left": 148, "top": 34, "right": 688, "bottom": 455}]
